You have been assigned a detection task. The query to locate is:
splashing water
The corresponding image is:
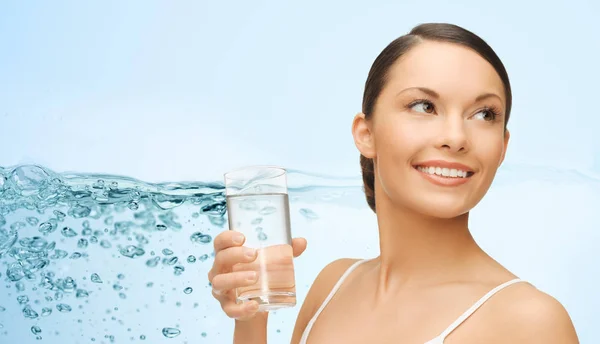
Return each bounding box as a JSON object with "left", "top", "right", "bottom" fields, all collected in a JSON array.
[{"left": 0, "top": 163, "right": 598, "bottom": 343}]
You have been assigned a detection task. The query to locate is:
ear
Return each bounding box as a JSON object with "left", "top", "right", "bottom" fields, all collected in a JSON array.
[
  {"left": 352, "top": 112, "right": 376, "bottom": 159},
  {"left": 498, "top": 129, "right": 510, "bottom": 166}
]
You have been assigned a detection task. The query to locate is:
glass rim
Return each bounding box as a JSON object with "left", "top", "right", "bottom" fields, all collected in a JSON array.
[{"left": 224, "top": 165, "right": 287, "bottom": 181}]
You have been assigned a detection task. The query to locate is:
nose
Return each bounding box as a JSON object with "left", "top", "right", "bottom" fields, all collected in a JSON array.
[{"left": 436, "top": 116, "right": 469, "bottom": 154}]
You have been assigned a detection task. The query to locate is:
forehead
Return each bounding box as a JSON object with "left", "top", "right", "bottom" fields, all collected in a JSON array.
[{"left": 385, "top": 40, "right": 506, "bottom": 103}]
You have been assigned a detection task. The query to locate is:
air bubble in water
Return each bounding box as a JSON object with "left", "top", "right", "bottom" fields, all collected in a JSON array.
[
  {"left": 56, "top": 303, "right": 72, "bottom": 313},
  {"left": 31, "top": 326, "right": 42, "bottom": 335},
  {"left": 119, "top": 245, "right": 145, "bottom": 258},
  {"left": 187, "top": 255, "right": 196, "bottom": 263},
  {"left": 258, "top": 232, "right": 268, "bottom": 241},
  {"left": 190, "top": 232, "right": 212, "bottom": 244},
  {"left": 146, "top": 257, "right": 160, "bottom": 267},
  {"left": 173, "top": 266, "right": 184, "bottom": 276},
  {"left": 162, "top": 327, "right": 181, "bottom": 338},
  {"left": 162, "top": 248, "right": 173, "bottom": 256},
  {"left": 183, "top": 287, "right": 193, "bottom": 294},
  {"left": 91, "top": 273, "right": 102, "bottom": 283},
  {"left": 299, "top": 208, "right": 318, "bottom": 220}
]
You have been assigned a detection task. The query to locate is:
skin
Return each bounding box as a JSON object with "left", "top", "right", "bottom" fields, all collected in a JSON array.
[{"left": 209, "top": 40, "right": 579, "bottom": 343}]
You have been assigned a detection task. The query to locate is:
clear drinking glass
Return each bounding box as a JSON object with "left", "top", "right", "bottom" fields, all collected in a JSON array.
[{"left": 224, "top": 165, "right": 296, "bottom": 311}]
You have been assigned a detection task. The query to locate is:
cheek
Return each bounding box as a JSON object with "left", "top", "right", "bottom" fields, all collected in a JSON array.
[
  {"left": 374, "top": 117, "right": 424, "bottom": 161},
  {"left": 472, "top": 131, "right": 506, "bottom": 171}
]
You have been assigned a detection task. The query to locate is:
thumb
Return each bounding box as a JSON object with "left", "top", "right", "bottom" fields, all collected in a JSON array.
[{"left": 291, "top": 237, "right": 307, "bottom": 258}]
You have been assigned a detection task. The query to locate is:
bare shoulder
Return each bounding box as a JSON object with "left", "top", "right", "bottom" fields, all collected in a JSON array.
[
  {"left": 489, "top": 282, "right": 579, "bottom": 343},
  {"left": 290, "top": 258, "right": 361, "bottom": 344}
]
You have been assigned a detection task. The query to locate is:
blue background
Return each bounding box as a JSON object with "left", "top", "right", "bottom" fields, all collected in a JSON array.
[{"left": 1, "top": 1, "right": 599, "bottom": 343}]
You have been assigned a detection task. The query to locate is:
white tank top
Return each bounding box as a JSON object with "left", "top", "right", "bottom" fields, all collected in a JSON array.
[{"left": 299, "top": 259, "right": 527, "bottom": 344}]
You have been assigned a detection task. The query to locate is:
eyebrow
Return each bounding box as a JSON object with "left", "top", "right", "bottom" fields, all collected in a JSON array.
[{"left": 397, "top": 87, "right": 503, "bottom": 103}]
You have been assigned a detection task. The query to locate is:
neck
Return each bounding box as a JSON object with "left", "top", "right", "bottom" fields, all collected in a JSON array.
[{"left": 373, "top": 194, "right": 484, "bottom": 289}]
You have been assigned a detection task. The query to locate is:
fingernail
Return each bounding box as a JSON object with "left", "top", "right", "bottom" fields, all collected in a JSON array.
[
  {"left": 245, "top": 271, "right": 257, "bottom": 281},
  {"left": 244, "top": 248, "right": 256, "bottom": 258},
  {"left": 233, "top": 234, "right": 244, "bottom": 245}
]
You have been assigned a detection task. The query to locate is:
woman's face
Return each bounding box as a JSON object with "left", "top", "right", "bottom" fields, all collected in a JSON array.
[{"left": 353, "top": 40, "right": 509, "bottom": 219}]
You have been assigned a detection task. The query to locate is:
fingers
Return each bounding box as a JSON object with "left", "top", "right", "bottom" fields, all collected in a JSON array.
[
  {"left": 222, "top": 300, "right": 260, "bottom": 319},
  {"left": 213, "top": 230, "right": 245, "bottom": 253},
  {"left": 292, "top": 237, "right": 307, "bottom": 258},
  {"left": 211, "top": 271, "right": 258, "bottom": 292},
  {"left": 214, "top": 246, "right": 257, "bottom": 272}
]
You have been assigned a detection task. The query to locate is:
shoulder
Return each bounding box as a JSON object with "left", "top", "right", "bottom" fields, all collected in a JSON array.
[
  {"left": 488, "top": 282, "right": 579, "bottom": 343},
  {"left": 290, "top": 258, "right": 361, "bottom": 343}
]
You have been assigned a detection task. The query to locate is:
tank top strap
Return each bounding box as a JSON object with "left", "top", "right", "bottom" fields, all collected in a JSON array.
[
  {"left": 432, "top": 278, "right": 527, "bottom": 342},
  {"left": 299, "top": 258, "right": 371, "bottom": 344}
]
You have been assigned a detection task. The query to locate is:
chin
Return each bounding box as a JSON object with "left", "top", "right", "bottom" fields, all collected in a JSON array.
[{"left": 410, "top": 195, "right": 475, "bottom": 220}]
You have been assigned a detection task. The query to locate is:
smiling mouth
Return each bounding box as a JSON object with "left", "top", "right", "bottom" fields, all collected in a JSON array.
[{"left": 413, "top": 165, "right": 475, "bottom": 179}]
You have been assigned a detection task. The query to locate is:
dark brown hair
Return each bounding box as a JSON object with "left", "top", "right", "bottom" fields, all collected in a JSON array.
[{"left": 360, "top": 23, "right": 513, "bottom": 213}]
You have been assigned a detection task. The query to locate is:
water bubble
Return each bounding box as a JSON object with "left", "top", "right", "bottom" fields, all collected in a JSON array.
[
  {"left": 162, "top": 327, "right": 181, "bottom": 338},
  {"left": 117, "top": 273, "right": 125, "bottom": 280},
  {"left": 10, "top": 165, "right": 50, "bottom": 196},
  {"left": 190, "top": 232, "right": 212, "bottom": 244},
  {"left": 91, "top": 273, "right": 103, "bottom": 283},
  {"left": 0, "top": 306, "right": 5, "bottom": 312},
  {"left": 113, "top": 284, "right": 123, "bottom": 291},
  {"left": 119, "top": 293, "right": 127, "bottom": 299},
  {"left": 16, "top": 281, "right": 26, "bottom": 292},
  {"left": 22, "top": 305, "right": 39, "bottom": 319},
  {"left": 163, "top": 256, "right": 178, "bottom": 266},
  {"left": 155, "top": 224, "right": 167, "bottom": 231},
  {"left": 56, "top": 303, "right": 72, "bottom": 313},
  {"left": 53, "top": 210, "right": 66, "bottom": 221},
  {"left": 146, "top": 257, "right": 160, "bottom": 267},
  {"left": 38, "top": 221, "right": 55, "bottom": 235},
  {"left": 26, "top": 217, "right": 40, "bottom": 226},
  {"left": 41, "top": 307, "right": 52, "bottom": 316},
  {"left": 128, "top": 201, "right": 139, "bottom": 210},
  {"left": 187, "top": 255, "right": 196, "bottom": 263},
  {"left": 199, "top": 254, "right": 209, "bottom": 262},
  {"left": 51, "top": 249, "right": 68, "bottom": 259},
  {"left": 201, "top": 332, "right": 207, "bottom": 337},
  {"left": 257, "top": 232, "right": 268, "bottom": 241},
  {"left": 61, "top": 227, "right": 77, "bottom": 238},
  {"left": 7, "top": 262, "right": 25, "bottom": 281},
  {"left": 77, "top": 238, "right": 89, "bottom": 248},
  {"left": 17, "top": 295, "right": 29, "bottom": 304},
  {"left": 183, "top": 287, "right": 193, "bottom": 294},
  {"left": 70, "top": 252, "right": 82, "bottom": 259},
  {"left": 76, "top": 289, "right": 89, "bottom": 298},
  {"left": 173, "top": 266, "right": 185, "bottom": 276},
  {"left": 119, "top": 245, "right": 145, "bottom": 258},
  {"left": 31, "top": 325, "right": 42, "bottom": 335},
  {"left": 162, "top": 248, "right": 173, "bottom": 256},
  {"left": 11, "top": 221, "right": 26, "bottom": 230},
  {"left": 140, "top": 334, "right": 146, "bottom": 340},
  {"left": 251, "top": 217, "right": 263, "bottom": 225},
  {"left": 259, "top": 206, "right": 277, "bottom": 215},
  {"left": 100, "top": 240, "right": 112, "bottom": 248},
  {"left": 69, "top": 204, "right": 91, "bottom": 218},
  {"left": 299, "top": 208, "right": 319, "bottom": 220}
]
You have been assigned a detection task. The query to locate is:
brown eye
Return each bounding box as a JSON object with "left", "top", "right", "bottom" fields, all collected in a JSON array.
[{"left": 410, "top": 100, "right": 435, "bottom": 114}]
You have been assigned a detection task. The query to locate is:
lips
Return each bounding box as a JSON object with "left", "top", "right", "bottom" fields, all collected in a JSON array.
[
  {"left": 412, "top": 160, "right": 476, "bottom": 186},
  {"left": 413, "top": 160, "right": 475, "bottom": 178}
]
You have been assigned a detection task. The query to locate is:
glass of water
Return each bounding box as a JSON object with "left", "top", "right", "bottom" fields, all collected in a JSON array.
[{"left": 224, "top": 165, "right": 296, "bottom": 312}]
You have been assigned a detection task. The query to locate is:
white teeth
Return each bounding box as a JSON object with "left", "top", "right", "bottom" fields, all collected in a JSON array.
[{"left": 417, "top": 166, "right": 470, "bottom": 178}]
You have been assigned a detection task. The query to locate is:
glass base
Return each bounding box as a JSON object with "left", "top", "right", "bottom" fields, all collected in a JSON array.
[{"left": 237, "top": 291, "right": 296, "bottom": 312}]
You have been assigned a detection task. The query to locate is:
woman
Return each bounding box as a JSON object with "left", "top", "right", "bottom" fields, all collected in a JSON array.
[{"left": 207, "top": 23, "right": 579, "bottom": 343}]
